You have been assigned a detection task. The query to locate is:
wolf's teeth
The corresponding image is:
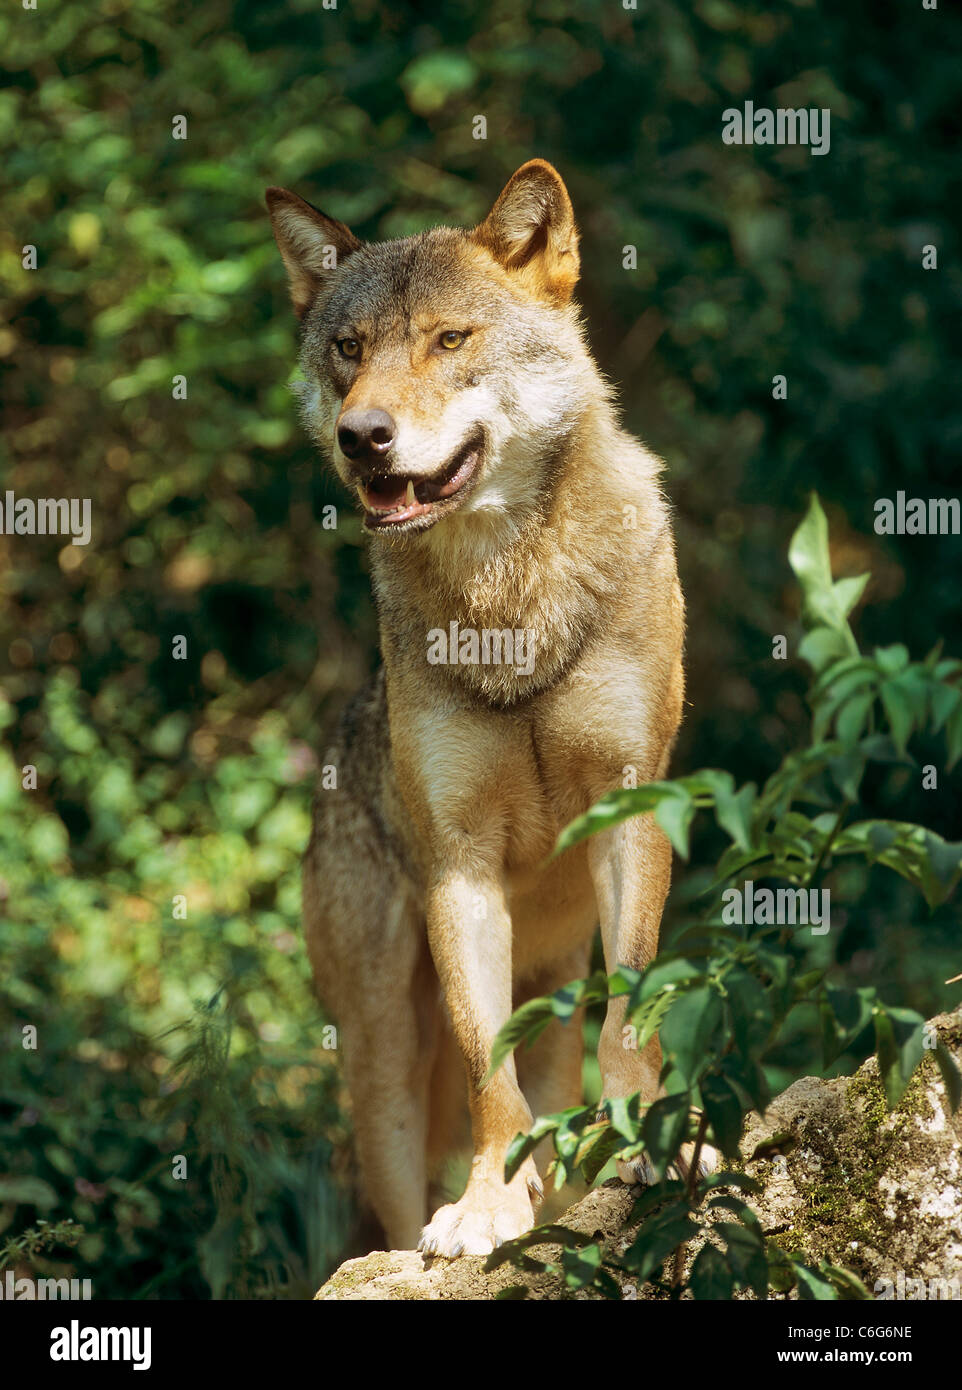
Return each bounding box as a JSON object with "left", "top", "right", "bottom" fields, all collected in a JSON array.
[
  {"left": 406, "top": 480, "right": 416, "bottom": 505},
  {"left": 356, "top": 485, "right": 372, "bottom": 512}
]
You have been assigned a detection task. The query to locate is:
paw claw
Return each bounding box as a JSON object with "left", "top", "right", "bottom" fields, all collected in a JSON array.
[{"left": 617, "top": 1142, "right": 719, "bottom": 1189}]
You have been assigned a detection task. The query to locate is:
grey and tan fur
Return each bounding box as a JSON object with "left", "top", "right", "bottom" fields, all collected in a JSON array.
[{"left": 267, "top": 160, "right": 715, "bottom": 1258}]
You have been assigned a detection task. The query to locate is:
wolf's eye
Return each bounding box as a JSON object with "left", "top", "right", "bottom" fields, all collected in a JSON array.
[
  {"left": 439, "top": 330, "right": 466, "bottom": 350},
  {"left": 337, "top": 338, "right": 360, "bottom": 359}
]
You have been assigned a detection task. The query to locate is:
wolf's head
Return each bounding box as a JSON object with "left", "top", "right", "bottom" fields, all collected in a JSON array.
[{"left": 266, "top": 161, "right": 598, "bottom": 540}]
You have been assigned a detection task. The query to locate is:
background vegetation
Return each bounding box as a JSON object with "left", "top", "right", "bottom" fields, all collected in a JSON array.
[{"left": 1, "top": 0, "right": 959, "bottom": 1297}]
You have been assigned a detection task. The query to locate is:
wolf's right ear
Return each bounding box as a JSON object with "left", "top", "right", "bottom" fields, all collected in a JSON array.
[{"left": 265, "top": 187, "right": 362, "bottom": 319}]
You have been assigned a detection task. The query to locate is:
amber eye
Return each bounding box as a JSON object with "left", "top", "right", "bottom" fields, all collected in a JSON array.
[
  {"left": 337, "top": 338, "right": 360, "bottom": 359},
  {"left": 439, "top": 330, "right": 466, "bottom": 350}
]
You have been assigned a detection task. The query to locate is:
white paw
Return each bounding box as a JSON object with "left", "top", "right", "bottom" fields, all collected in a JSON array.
[{"left": 418, "top": 1164, "right": 543, "bottom": 1258}]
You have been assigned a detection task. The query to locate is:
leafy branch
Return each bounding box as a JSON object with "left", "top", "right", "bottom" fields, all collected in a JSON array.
[{"left": 487, "top": 495, "right": 962, "bottom": 1300}]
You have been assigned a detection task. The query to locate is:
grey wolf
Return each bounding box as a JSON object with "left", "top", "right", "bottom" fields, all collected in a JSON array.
[{"left": 266, "top": 159, "right": 714, "bottom": 1257}]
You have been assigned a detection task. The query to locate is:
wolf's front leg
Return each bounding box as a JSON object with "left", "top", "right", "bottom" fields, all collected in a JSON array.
[
  {"left": 418, "top": 867, "right": 543, "bottom": 1258},
  {"left": 588, "top": 814, "right": 718, "bottom": 1184}
]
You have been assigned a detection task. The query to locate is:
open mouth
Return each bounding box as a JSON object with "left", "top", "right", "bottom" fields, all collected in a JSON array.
[{"left": 356, "top": 429, "right": 484, "bottom": 531}]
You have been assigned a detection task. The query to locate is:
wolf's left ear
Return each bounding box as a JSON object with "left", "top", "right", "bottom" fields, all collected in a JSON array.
[
  {"left": 472, "top": 160, "right": 580, "bottom": 304},
  {"left": 266, "top": 187, "right": 362, "bottom": 318}
]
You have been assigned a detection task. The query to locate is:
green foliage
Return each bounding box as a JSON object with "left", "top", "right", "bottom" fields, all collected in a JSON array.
[
  {"left": 489, "top": 497, "right": 962, "bottom": 1300},
  {"left": 0, "top": 1218, "right": 85, "bottom": 1273},
  {"left": 0, "top": 688, "right": 351, "bottom": 1297}
]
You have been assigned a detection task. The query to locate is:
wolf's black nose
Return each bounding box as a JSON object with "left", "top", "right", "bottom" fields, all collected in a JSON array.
[{"left": 337, "top": 408, "right": 396, "bottom": 464}]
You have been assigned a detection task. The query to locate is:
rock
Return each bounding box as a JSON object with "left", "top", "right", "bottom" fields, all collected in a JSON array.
[
  {"left": 315, "top": 1008, "right": 962, "bottom": 1300},
  {"left": 315, "top": 1184, "right": 639, "bottom": 1301},
  {"left": 742, "top": 1007, "right": 962, "bottom": 1297}
]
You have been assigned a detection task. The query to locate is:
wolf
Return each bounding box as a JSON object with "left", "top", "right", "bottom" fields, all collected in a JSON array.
[{"left": 267, "top": 160, "right": 714, "bottom": 1258}]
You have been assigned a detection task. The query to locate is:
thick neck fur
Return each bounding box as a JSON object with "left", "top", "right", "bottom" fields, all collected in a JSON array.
[{"left": 369, "top": 388, "right": 671, "bottom": 709}]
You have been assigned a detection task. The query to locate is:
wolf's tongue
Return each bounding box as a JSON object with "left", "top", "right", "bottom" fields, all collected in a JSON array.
[
  {"left": 365, "top": 478, "right": 410, "bottom": 510},
  {"left": 415, "top": 449, "right": 479, "bottom": 503}
]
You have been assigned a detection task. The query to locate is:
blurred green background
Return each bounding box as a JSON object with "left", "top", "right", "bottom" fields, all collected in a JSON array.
[{"left": 1, "top": 0, "right": 960, "bottom": 1297}]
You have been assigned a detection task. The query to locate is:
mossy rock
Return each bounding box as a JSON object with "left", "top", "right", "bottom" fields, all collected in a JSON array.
[{"left": 315, "top": 1009, "right": 962, "bottom": 1301}]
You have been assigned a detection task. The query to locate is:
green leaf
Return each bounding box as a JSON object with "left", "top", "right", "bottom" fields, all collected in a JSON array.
[
  {"left": 561, "top": 1240, "right": 603, "bottom": 1290},
  {"left": 931, "top": 682, "right": 961, "bottom": 733},
  {"left": 641, "top": 1093, "right": 690, "bottom": 1176},
  {"left": 722, "top": 1053, "right": 771, "bottom": 1112},
  {"left": 794, "top": 1262, "right": 840, "bottom": 1300},
  {"left": 607, "top": 965, "right": 642, "bottom": 998},
  {"left": 603, "top": 1093, "right": 642, "bottom": 1143},
  {"left": 654, "top": 786, "right": 696, "bottom": 859},
  {"left": 689, "top": 1243, "right": 734, "bottom": 1300},
  {"left": 793, "top": 968, "right": 825, "bottom": 1001},
  {"left": 725, "top": 970, "right": 774, "bottom": 1055},
  {"left": 488, "top": 973, "right": 613, "bottom": 1079},
  {"left": 554, "top": 781, "right": 693, "bottom": 856},
  {"left": 626, "top": 990, "right": 677, "bottom": 1055},
  {"left": 817, "top": 1261, "right": 873, "bottom": 1301},
  {"left": 661, "top": 986, "right": 724, "bottom": 1083},
  {"left": 484, "top": 1223, "right": 592, "bottom": 1275},
  {"left": 621, "top": 1201, "right": 697, "bottom": 1282},
  {"left": 813, "top": 665, "right": 877, "bottom": 742},
  {"left": 690, "top": 770, "right": 757, "bottom": 851},
  {"left": 948, "top": 701, "right": 962, "bottom": 770},
  {"left": 788, "top": 494, "right": 862, "bottom": 652},
  {"left": 754, "top": 946, "right": 794, "bottom": 1016},
  {"left": 920, "top": 833, "right": 962, "bottom": 906},
  {"left": 836, "top": 690, "right": 875, "bottom": 744},
  {"left": 628, "top": 1179, "right": 687, "bottom": 1224},
  {"left": 596, "top": 1269, "right": 626, "bottom": 1299},
  {"left": 701, "top": 1073, "right": 745, "bottom": 1159},
  {"left": 874, "top": 644, "right": 910, "bottom": 676},
  {"left": 879, "top": 677, "right": 915, "bottom": 754},
  {"left": 766, "top": 1242, "right": 798, "bottom": 1294},
  {"left": 400, "top": 51, "right": 477, "bottom": 115},
  {"left": 0, "top": 1177, "right": 59, "bottom": 1209},
  {"left": 811, "top": 655, "right": 876, "bottom": 700},
  {"left": 503, "top": 1114, "right": 564, "bottom": 1180},
  {"left": 698, "top": 1170, "right": 761, "bottom": 1195},
  {"left": 486, "top": 996, "right": 555, "bottom": 1079},
  {"left": 634, "top": 956, "right": 706, "bottom": 1003},
  {"left": 821, "top": 985, "right": 875, "bottom": 1064},
  {"left": 833, "top": 573, "right": 870, "bottom": 620},
  {"left": 798, "top": 625, "right": 850, "bottom": 673},
  {"left": 749, "top": 1129, "right": 798, "bottom": 1162},
  {"left": 826, "top": 749, "right": 866, "bottom": 802},
  {"left": 580, "top": 1125, "right": 628, "bottom": 1185},
  {"left": 716, "top": 1220, "right": 768, "bottom": 1298},
  {"left": 873, "top": 1005, "right": 925, "bottom": 1109},
  {"left": 831, "top": 821, "right": 962, "bottom": 909},
  {"left": 819, "top": 997, "right": 840, "bottom": 1068},
  {"left": 551, "top": 1106, "right": 599, "bottom": 1175}
]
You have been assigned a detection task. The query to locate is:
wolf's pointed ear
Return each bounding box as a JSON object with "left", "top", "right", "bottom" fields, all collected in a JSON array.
[
  {"left": 265, "top": 187, "right": 362, "bottom": 318},
  {"left": 471, "top": 160, "right": 579, "bottom": 304}
]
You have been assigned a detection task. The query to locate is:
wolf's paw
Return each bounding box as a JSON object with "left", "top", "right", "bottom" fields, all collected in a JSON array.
[
  {"left": 418, "top": 1163, "right": 542, "bottom": 1259},
  {"left": 617, "top": 1140, "right": 719, "bottom": 1188}
]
